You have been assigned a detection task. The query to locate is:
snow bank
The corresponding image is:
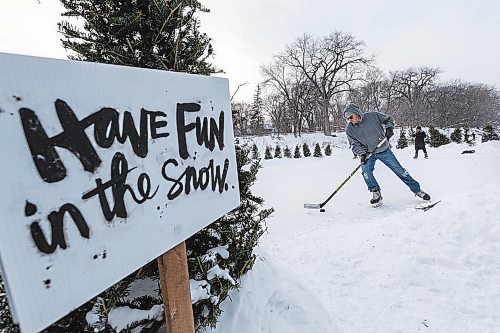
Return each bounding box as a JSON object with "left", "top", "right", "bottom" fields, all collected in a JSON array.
[{"left": 205, "top": 254, "right": 339, "bottom": 333}]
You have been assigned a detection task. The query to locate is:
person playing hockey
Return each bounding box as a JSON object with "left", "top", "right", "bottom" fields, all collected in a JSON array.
[{"left": 344, "top": 103, "right": 431, "bottom": 207}]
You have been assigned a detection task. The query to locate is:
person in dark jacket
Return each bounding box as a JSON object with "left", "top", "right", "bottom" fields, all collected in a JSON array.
[
  {"left": 344, "top": 103, "right": 431, "bottom": 206},
  {"left": 413, "top": 126, "right": 428, "bottom": 159}
]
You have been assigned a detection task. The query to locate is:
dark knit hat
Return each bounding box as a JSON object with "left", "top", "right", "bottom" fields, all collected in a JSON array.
[
  {"left": 343, "top": 103, "right": 361, "bottom": 119},
  {"left": 416, "top": 126, "right": 421, "bottom": 130}
]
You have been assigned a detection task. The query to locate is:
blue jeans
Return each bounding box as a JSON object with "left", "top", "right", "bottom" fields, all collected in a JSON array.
[{"left": 361, "top": 148, "right": 421, "bottom": 193}]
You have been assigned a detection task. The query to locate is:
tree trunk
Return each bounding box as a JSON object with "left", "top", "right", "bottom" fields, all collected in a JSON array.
[{"left": 323, "top": 102, "right": 331, "bottom": 136}]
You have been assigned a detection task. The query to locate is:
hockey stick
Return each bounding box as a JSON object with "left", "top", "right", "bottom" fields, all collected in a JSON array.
[{"left": 304, "top": 137, "right": 388, "bottom": 209}]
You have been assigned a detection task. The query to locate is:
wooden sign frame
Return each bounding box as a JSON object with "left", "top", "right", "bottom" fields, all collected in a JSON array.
[{"left": 0, "top": 52, "right": 239, "bottom": 333}]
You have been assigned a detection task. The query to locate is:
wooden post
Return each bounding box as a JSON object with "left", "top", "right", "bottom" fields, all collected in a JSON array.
[{"left": 157, "top": 241, "right": 195, "bottom": 333}]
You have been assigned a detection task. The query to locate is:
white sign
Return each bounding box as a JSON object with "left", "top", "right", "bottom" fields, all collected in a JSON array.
[{"left": 0, "top": 53, "right": 239, "bottom": 333}]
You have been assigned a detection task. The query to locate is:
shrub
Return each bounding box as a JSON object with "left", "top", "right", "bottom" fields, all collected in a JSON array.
[
  {"left": 251, "top": 143, "right": 259, "bottom": 159},
  {"left": 481, "top": 124, "right": 500, "bottom": 142},
  {"left": 294, "top": 145, "right": 302, "bottom": 158},
  {"left": 302, "top": 143, "right": 311, "bottom": 157},
  {"left": 313, "top": 143, "right": 323, "bottom": 157},
  {"left": 274, "top": 144, "right": 282, "bottom": 158},
  {"left": 428, "top": 126, "right": 451, "bottom": 148},
  {"left": 463, "top": 126, "right": 476, "bottom": 146},
  {"left": 450, "top": 128, "right": 463, "bottom": 143},
  {"left": 324, "top": 144, "right": 332, "bottom": 156},
  {"left": 396, "top": 128, "right": 409, "bottom": 149},
  {"left": 264, "top": 146, "right": 273, "bottom": 159}
]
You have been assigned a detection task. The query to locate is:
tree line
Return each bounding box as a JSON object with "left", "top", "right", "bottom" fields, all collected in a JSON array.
[{"left": 232, "top": 32, "right": 500, "bottom": 137}]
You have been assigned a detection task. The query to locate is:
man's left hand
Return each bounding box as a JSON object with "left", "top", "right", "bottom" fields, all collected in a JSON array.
[{"left": 385, "top": 127, "right": 394, "bottom": 139}]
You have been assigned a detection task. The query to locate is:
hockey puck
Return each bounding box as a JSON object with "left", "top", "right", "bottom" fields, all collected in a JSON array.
[{"left": 319, "top": 208, "right": 326, "bottom": 212}]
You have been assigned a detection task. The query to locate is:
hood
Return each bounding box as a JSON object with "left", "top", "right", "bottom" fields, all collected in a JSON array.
[{"left": 343, "top": 103, "right": 363, "bottom": 121}]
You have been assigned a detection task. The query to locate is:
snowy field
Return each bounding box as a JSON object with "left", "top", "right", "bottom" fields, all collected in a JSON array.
[{"left": 208, "top": 132, "right": 500, "bottom": 333}]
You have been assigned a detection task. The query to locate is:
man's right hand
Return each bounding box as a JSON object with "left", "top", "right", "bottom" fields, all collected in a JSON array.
[{"left": 360, "top": 154, "right": 368, "bottom": 165}]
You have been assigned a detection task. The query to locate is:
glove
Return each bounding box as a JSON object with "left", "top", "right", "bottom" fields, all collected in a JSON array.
[
  {"left": 385, "top": 127, "right": 394, "bottom": 139},
  {"left": 360, "top": 154, "right": 368, "bottom": 165}
]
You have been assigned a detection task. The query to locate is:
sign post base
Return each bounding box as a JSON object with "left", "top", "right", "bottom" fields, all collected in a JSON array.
[{"left": 157, "top": 241, "right": 195, "bottom": 333}]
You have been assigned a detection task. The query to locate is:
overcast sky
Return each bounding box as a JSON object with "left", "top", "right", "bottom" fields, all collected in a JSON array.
[{"left": 1, "top": 0, "right": 499, "bottom": 102}]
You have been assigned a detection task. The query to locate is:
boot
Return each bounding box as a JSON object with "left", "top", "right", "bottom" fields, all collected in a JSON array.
[
  {"left": 370, "top": 190, "right": 383, "bottom": 206},
  {"left": 424, "top": 154, "right": 428, "bottom": 159},
  {"left": 413, "top": 153, "right": 418, "bottom": 159},
  {"left": 415, "top": 190, "right": 431, "bottom": 201}
]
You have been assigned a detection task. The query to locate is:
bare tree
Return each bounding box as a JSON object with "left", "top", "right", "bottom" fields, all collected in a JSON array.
[
  {"left": 281, "top": 32, "right": 373, "bottom": 135},
  {"left": 262, "top": 93, "right": 289, "bottom": 136},
  {"left": 231, "top": 81, "right": 249, "bottom": 102},
  {"left": 297, "top": 81, "right": 321, "bottom": 132},
  {"left": 261, "top": 60, "right": 317, "bottom": 136},
  {"left": 349, "top": 67, "right": 386, "bottom": 112},
  {"left": 388, "top": 67, "right": 441, "bottom": 127},
  {"left": 432, "top": 81, "right": 500, "bottom": 127},
  {"left": 231, "top": 101, "right": 252, "bottom": 136},
  {"left": 261, "top": 33, "right": 499, "bottom": 134}
]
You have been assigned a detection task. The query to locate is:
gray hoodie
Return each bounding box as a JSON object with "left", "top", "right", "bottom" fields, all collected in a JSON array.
[{"left": 344, "top": 105, "right": 394, "bottom": 157}]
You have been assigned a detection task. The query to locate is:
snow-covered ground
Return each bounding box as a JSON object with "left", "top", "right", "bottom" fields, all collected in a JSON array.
[
  {"left": 24, "top": 131, "right": 498, "bottom": 332},
  {"left": 209, "top": 132, "right": 500, "bottom": 333}
]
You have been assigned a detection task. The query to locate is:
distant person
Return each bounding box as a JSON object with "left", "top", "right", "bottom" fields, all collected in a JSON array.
[
  {"left": 413, "top": 126, "right": 428, "bottom": 159},
  {"left": 344, "top": 103, "right": 431, "bottom": 207}
]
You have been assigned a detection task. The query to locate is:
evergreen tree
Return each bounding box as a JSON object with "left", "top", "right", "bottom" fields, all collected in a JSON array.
[
  {"left": 1, "top": 2, "right": 276, "bottom": 332},
  {"left": 250, "top": 84, "right": 264, "bottom": 135},
  {"left": 284, "top": 146, "right": 292, "bottom": 158},
  {"left": 428, "top": 126, "right": 451, "bottom": 148},
  {"left": 0, "top": 274, "right": 19, "bottom": 333},
  {"left": 185, "top": 145, "right": 273, "bottom": 329},
  {"left": 396, "top": 128, "right": 409, "bottom": 149},
  {"left": 313, "top": 143, "right": 323, "bottom": 157},
  {"left": 481, "top": 124, "right": 500, "bottom": 142},
  {"left": 264, "top": 146, "right": 273, "bottom": 159},
  {"left": 251, "top": 143, "right": 259, "bottom": 159},
  {"left": 450, "top": 128, "right": 463, "bottom": 143},
  {"left": 274, "top": 144, "right": 282, "bottom": 158},
  {"left": 302, "top": 143, "right": 311, "bottom": 157},
  {"left": 324, "top": 143, "right": 332, "bottom": 156},
  {"left": 58, "top": 0, "right": 215, "bottom": 74},
  {"left": 463, "top": 126, "right": 472, "bottom": 145},
  {"left": 294, "top": 145, "right": 302, "bottom": 158},
  {"left": 409, "top": 127, "right": 416, "bottom": 145}
]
